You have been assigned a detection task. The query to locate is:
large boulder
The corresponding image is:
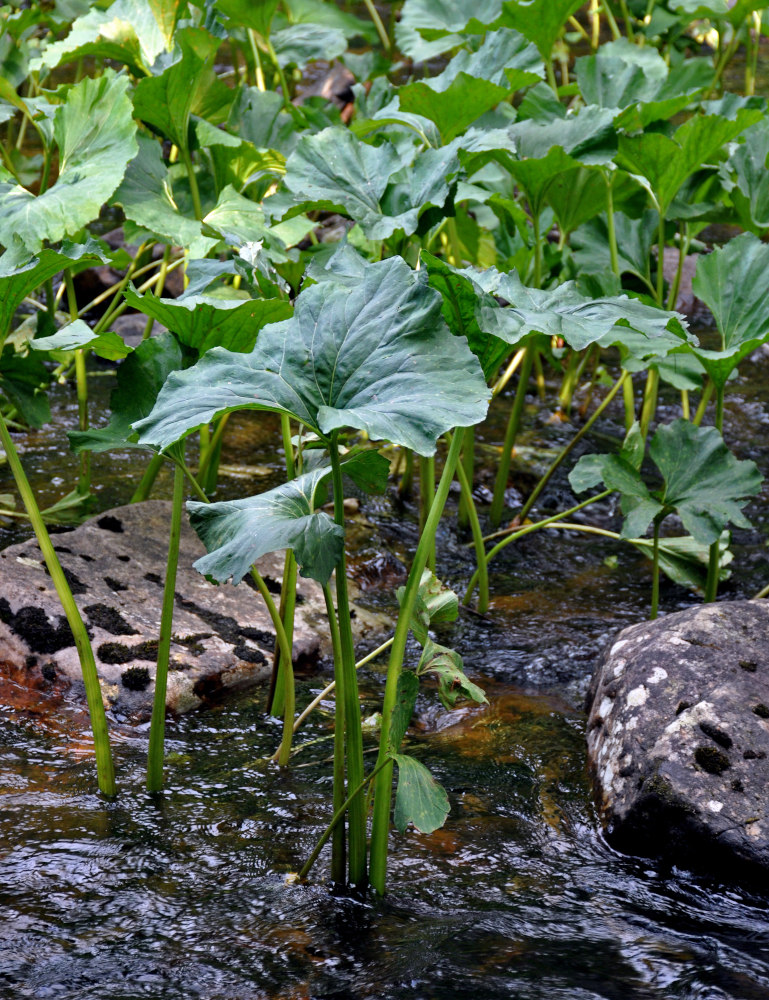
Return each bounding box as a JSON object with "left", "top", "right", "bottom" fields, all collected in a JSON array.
[
  {"left": 0, "top": 501, "right": 387, "bottom": 724},
  {"left": 587, "top": 600, "right": 769, "bottom": 885}
]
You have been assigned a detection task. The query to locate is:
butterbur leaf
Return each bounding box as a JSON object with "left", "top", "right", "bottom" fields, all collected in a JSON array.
[
  {"left": 690, "top": 233, "right": 769, "bottom": 389},
  {"left": 341, "top": 449, "right": 391, "bottom": 496},
  {"left": 123, "top": 284, "right": 292, "bottom": 356},
  {"left": 69, "top": 333, "right": 185, "bottom": 454},
  {"left": 398, "top": 569, "right": 460, "bottom": 645},
  {"left": 0, "top": 239, "right": 108, "bottom": 340},
  {"left": 392, "top": 754, "right": 450, "bottom": 834},
  {"left": 30, "top": 319, "right": 131, "bottom": 361},
  {"left": 633, "top": 532, "right": 732, "bottom": 593},
  {"left": 0, "top": 346, "right": 51, "bottom": 427},
  {"left": 729, "top": 118, "right": 769, "bottom": 233},
  {"left": 496, "top": 0, "right": 584, "bottom": 60},
  {"left": 271, "top": 23, "right": 346, "bottom": 68},
  {"left": 0, "top": 71, "right": 138, "bottom": 250},
  {"left": 216, "top": 0, "right": 279, "bottom": 36},
  {"left": 188, "top": 466, "right": 344, "bottom": 586},
  {"left": 135, "top": 256, "right": 489, "bottom": 456},
  {"left": 417, "top": 638, "right": 487, "bottom": 709},
  {"left": 390, "top": 671, "right": 419, "bottom": 751}
]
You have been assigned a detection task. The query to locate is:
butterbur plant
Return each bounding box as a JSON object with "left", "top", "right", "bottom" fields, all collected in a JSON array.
[{"left": 135, "top": 256, "right": 490, "bottom": 891}]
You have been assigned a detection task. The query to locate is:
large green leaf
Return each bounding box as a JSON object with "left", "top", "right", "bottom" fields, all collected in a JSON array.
[
  {"left": 495, "top": 0, "right": 584, "bottom": 59},
  {"left": 216, "top": 0, "right": 280, "bottom": 36},
  {"left": 282, "top": 126, "right": 460, "bottom": 239},
  {"left": 572, "top": 210, "right": 657, "bottom": 292},
  {"left": 690, "top": 233, "right": 769, "bottom": 389},
  {"left": 123, "top": 284, "right": 292, "bottom": 355},
  {"left": 571, "top": 419, "right": 762, "bottom": 545},
  {"left": 69, "top": 333, "right": 185, "bottom": 454},
  {"left": 390, "top": 672, "right": 420, "bottom": 751},
  {"left": 728, "top": 117, "right": 769, "bottom": 233},
  {"left": 396, "top": 0, "right": 503, "bottom": 60},
  {"left": 576, "top": 38, "right": 668, "bottom": 109},
  {"left": 188, "top": 465, "right": 344, "bottom": 585},
  {"left": 111, "top": 132, "right": 216, "bottom": 257},
  {"left": 0, "top": 71, "right": 138, "bottom": 250},
  {"left": 398, "top": 568, "right": 460, "bottom": 645},
  {"left": 30, "top": 0, "right": 179, "bottom": 75},
  {"left": 0, "top": 344, "right": 51, "bottom": 427},
  {"left": 421, "top": 251, "right": 513, "bottom": 379},
  {"left": 615, "top": 108, "right": 763, "bottom": 216},
  {"left": 135, "top": 256, "right": 489, "bottom": 455},
  {"left": 271, "top": 23, "right": 346, "bottom": 68},
  {"left": 132, "top": 27, "right": 228, "bottom": 153},
  {"left": 30, "top": 319, "right": 131, "bottom": 361},
  {"left": 0, "top": 239, "right": 108, "bottom": 340},
  {"left": 392, "top": 754, "right": 450, "bottom": 835}
]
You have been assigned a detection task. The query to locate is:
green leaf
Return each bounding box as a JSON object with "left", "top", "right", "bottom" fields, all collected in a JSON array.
[
  {"left": 632, "top": 531, "right": 732, "bottom": 593},
  {"left": 729, "top": 117, "right": 769, "bottom": 233},
  {"left": 576, "top": 37, "right": 667, "bottom": 109},
  {"left": 271, "top": 23, "right": 346, "bottom": 68},
  {"left": 30, "top": 0, "right": 179, "bottom": 75},
  {"left": 544, "top": 165, "right": 607, "bottom": 237},
  {"left": 30, "top": 319, "right": 131, "bottom": 361},
  {"left": 69, "top": 333, "right": 185, "bottom": 454},
  {"left": 572, "top": 210, "right": 657, "bottom": 290},
  {"left": 496, "top": 0, "right": 584, "bottom": 59},
  {"left": 136, "top": 258, "right": 489, "bottom": 455},
  {"left": 123, "top": 284, "right": 292, "bottom": 355},
  {"left": 132, "top": 27, "right": 229, "bottom": 153},
  {"left": 111, "top": 132, "right": 217, "bottom": 257},
  {"left": 0, "top": 71, "right": 138, "bottom": 250},
  {"left": 416, "top": 637, "right": 487, "bottom": 709},
  {"left": 615, "top": 109, "right": 763, "bottom": 216},
  {"left": 396, "top": 0, "right": 503, "bottom": 60},
  {"left": 392, "top": 754, "right": 450, "bottom": 834},
  {"left": 216, "top": 0, "right": 279, "bottom": 36},
  {"left": 650, "top": 420, "right": 762, "bottom": 545},
  {"left": 0, "top": 344, "right": 51, "bottom": 427},
  {"left": 397, "top": 568, "right": 460, "bottom": 645},
  {"left": 341, "top": 449, "right": 391, "bottom": 496},
  {"left": 421, "top": 251, "right": 511, "bottom": 379},
  {"left": 690, "top": 233, "right": 769, "bottom": 389},
  {"left": 283, "top": 127, "right": 459, "bottom": 239},
  {"left": 0, "top": 239, "right": 108, "bottom": 341},
  {"left": 187, "top": 465, "right": 344, "bottom": 585},
  {"left": 389, "top": 671, "right": 419, "bottom": 751}
]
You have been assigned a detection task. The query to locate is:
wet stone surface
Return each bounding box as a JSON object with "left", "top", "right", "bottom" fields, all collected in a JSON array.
[
  {"left": 0, "top": 500, "right": 387, "bottom": 724},
  {"left": 587, "top": 600, "right": 769, "bottom": 884}
]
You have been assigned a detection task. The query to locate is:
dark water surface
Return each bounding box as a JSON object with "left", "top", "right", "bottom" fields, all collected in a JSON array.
[{"left": 1, "top": 347, "right": 769, "bottom": 998}]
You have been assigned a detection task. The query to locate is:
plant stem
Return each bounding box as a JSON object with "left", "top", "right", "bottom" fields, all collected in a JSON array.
[
  {"left": 362, "top": 0, "right": 391, "bottom": 49},
  {"left": 180, "top": 146, "right": 203, "bottom": 221},
  {"left": 329, "top": 435, "right": 367, "bottom": 890},
  {"left": 457, "top": 425, "right": 475, "bottom": 530},
  {"left": 322, "top": 582, "right": 346, "bottom": 886},
  {"left": 131, "top": 453, "right": 165, "bottom": 503},
  {"left": 369, "top": 429, "right": 466, "bottom": 896},
  {"left": 146, "top": 462, "right": 185, "bottom": 792},
  {"left": 650, "top": 514, "right": 662, "bottom": 620},
  {"left": 419, "top": 455, "right": 435, "bottom": 571},
  {"left": 0, "top": 413, "right": 115, "bottom": 796},
  {"left": 639, "top": 368, "right": 659, "bottom": 440},
  {"left": 704, "top": 385, "right": 726, "bottom": 603},
  {"left": 603, "top": 1, "right": 622, "bottom": 40},
  {"left": 268, "top": 415, "right": 297, "bottom": 715},
  {"left": 692, "top": 379, "right": 714, "bottom": 426},
  {"left": 605, "top": 173, "right": 620, "bottom": 277},
  {"left": 656, "top": 212, "right": 666, "bottom": 305},
  {"left": 463, "top": 491, "right": 612, "bottom": 603},
  {"left": 489, "top": 345, "right": 534, "bottom": 526},
  {"left": 518, "top": 370, "right": 629, "bottom": 525},
  {"left": 63, "top": 270, "right": 90, "bottom": 494},
  {"left": 454, "top": 438, "right": 489, "bottom": 613}
]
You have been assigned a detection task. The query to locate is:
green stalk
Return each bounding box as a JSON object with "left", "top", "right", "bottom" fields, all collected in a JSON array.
[
  {"left": 457, "top": 425, "right": 475, "bottom": 530},
  {"left": 639, "top": 368, "right": 659, "bottom": 440},
  {"left": 63, "top": 270, "right": 90, "bottom": 494},
  {"left": 362, "top": 0, "right": 391, "bottom": 49},
  {"left": 322, "top": 582, "right": 346, "bottom": 886},
  {"left": 650, "top": 514, "right": 662, "bottom": 620},
  {"left": 419, "top": 455, "right": 436, "bottom": 572},
  {"left": 454, "top": 438, "right": 489, "bottom": 613},
  {"left": 704, "top": 385, "right": 726, "bottom": 603},
  {"left": 623, "top": 370, "right": 635, "bottom": 431},
  {"left": 131, "top": 453, "right": 164, "bottom": 503},
  {"left": 603, "top": 1, "right": 622, "bottom": 39},
  {"left": 299, "top": 757, "right": 390, "bottom": 882},
  {"left": 0, "top": 413, "right": 115, "bottom": 796},
  {"left": 265, "top": 38, "right": 292, "bottom": 104},
  {"left": 369, "top": 429, "right": 466, "bottom": 896},
  {"left": 146, "top": 462, "right": 185, "bottom": 792},
  {"left": 518, "top": 370, "right": 629, "bottom": 525},
  {"left": 463, "top": 490, "right": 612, "bottom": 604},
  {"left": 489, "top": 345, "right": 535, "bottom": 527},
  {"left": 249, "top": 568, "right": 295, "bottom": 767},
  {"left": 605, "top": 172, "right": 620, "bottom": 277},
  {"left": 692, "top": 379, "right": 714, "bottom": 426},
  {"left": 618, "top": 0, "right": 635, "bottom": 40},
  {"left": 329, "top": 435, "right": 367, "bottom": 889},
  {"left": 399, "top": 449, "right": 414, "bottom": 498},
  {"left": 268, "top": 415, "right": 297, "bottom": 715},
  {"left": 180, "top": 146, "right": 203, "bottom": 221},
  {"left": 667, "top": 223, "right": 689, "bottom": 311},
  {"left": 656, "top": 212, "right": 666, "bottom": 306},
  {"left": 532, "top": 213, "right": 543, "bottom": 288}
]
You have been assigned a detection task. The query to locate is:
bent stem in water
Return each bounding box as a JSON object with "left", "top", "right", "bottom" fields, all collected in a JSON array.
[
  {"left": 0, "top": 412, "right": 116, "bottom": 796},
  {"left": 490, "top": 346, "right": 535, "bottom": 526},
  {"left": 369, "top": 429, "right": 466, "bottom": 896}
]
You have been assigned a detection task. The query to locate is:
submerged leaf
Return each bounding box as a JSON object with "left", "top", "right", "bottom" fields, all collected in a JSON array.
[
  {"left": 392, "top": 754, "right": 450, "bottom": 834},
  {"left": 135, "top": 256, "right": 489, "bottom": 455}
]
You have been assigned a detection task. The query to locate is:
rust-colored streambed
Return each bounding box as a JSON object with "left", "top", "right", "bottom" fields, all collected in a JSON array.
[{"left": 1, "top": 348, "right": 769, "bottom": 998}]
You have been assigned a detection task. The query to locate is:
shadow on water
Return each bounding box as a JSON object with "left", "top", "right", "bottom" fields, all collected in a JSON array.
[{"left": 0, "top": 348, "right": 768, "bottom": 997}]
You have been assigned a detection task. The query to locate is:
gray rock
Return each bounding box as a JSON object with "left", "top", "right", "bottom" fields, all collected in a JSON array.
[
  {"left": 587, "top": 600, "right": 769, "bottom": 885},
  {"left": 0, "top": 501, "right": 388, "bottom": 724}
]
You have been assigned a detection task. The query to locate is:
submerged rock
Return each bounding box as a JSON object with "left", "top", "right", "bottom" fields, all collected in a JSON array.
[
  {"left": 587, "top": 600, "right": 769, "bottom": 885},
  {"left": 0, "top": 501, "right": 387, "bottom": 724}
]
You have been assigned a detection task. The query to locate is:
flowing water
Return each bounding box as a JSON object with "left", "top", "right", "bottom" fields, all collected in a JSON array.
[{"left": 1, "top": 345, "right": 769, "bottom": 998}]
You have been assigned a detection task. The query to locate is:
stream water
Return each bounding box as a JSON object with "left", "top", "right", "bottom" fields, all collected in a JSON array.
[{"left": 2, "top": 340, "right": 769, "bottom": 998}]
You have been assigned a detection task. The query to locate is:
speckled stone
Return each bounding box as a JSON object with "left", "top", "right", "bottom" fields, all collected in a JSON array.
[
  {"left": 0, "top": 501, "right": 388, "bottom": 724},
  {"left": 587, "top": 600, "right": 769, "bottom": 884}
]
